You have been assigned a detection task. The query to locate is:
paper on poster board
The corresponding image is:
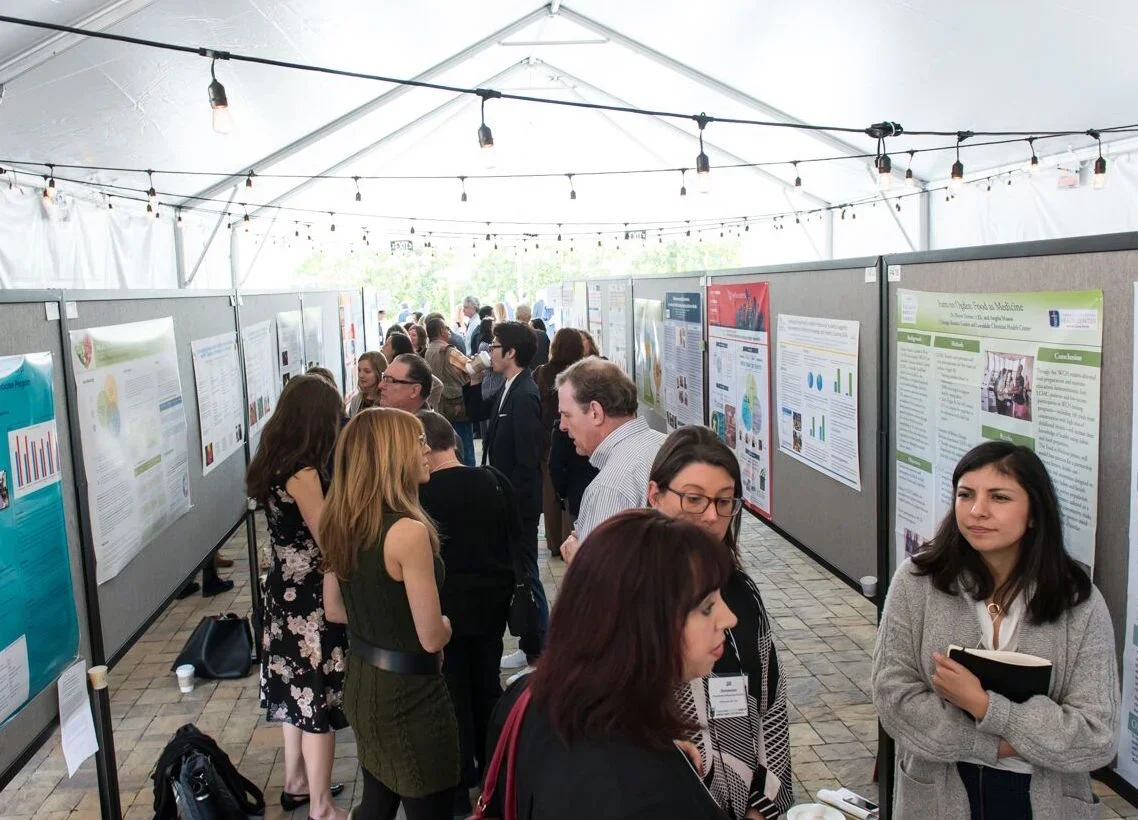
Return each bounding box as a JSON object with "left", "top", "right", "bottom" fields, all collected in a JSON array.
[
  {"left": 190, "top": 332, "right": 245, "bottom": 476},
  {"left": 664, "top": 292, "right": 704, "bottom": 430},
  {"left": 58, "top": 660, "right": 98, "bottom": 777}
]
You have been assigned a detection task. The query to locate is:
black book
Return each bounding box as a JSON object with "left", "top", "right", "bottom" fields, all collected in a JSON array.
[{"left": 947, "top": 645, "right": 1052, "bottom": 704}]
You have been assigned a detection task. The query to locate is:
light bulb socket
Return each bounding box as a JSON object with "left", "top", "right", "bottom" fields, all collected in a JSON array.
[
  {"left": 208, "top": 78, "right": 228, "bottom": 110},
  {"left": 570, "top": 189, "right": 577, "bottom": 200},
  {"left": 477, "top": 124, "right": 494, "bottom": 149},
  {"left": 1094, "top": 156, "right": 1107, "bottom": 188},
  {"left": 794, "top": 176, "right": 802, "bottom": 189},
  {"left": 1030, "top": 154, "right": 1041, "bottom": 174},
  {"left": 680, "top": 184, "right": 687, "bottom": 197},
  {"left": 876, "top": 153, "right": 892, "bottom": 177},
  {"left": 461, "top": 192, "right": 468, "bottom": 203},
  {"left": 905, "top": 167, "right": 916, "bottom": 187},
  {"left": 950, "top": 159, "right": 964, "bottom": 180},
  {"left": 696, "top": 152, "right": 710, "bottom": 175}
]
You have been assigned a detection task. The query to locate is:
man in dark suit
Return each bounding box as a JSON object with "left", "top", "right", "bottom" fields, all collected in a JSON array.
[
  {"left": 529, "top": 317, "right": 551, "bottom": 370},
  {"left": 464, "top": 321, "right": 548, "bottom": 678}
]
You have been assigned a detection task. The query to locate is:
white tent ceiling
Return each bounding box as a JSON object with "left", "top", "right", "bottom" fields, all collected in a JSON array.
[{"left": 0, "top": 0, "right": 1134, "bottom": 244}]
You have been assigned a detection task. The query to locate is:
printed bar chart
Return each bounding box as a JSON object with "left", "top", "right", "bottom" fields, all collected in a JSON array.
[{"left": 8, "top": 420, "right": 62, "bottom": 499}]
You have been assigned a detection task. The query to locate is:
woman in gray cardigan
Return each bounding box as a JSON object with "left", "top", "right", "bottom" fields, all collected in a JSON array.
[{"left": 872, "top": 441, "right": 1118, "bottom": 820}]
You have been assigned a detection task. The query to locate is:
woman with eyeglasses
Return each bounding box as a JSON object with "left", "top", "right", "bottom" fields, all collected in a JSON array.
[{"left": 647, "top": 426, "right": 794, "bottom": 820}]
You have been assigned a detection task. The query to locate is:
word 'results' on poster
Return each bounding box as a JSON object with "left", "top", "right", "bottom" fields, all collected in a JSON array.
[
  {"left": 275, "top": 310, "right": 304, "bottom": 388},
  {"left": 893, "top": 289, "right": 1102, "bottom": 570},
  {"left": 776, "top": 314, "right": 862, "bottom": 490},
  {"left": 634, "top": 298, "right": 664, "bottom": 410},
  {"left": 664, "top": 292, "right": 705, "bottom": 430},
  {"left": 606, "top": 282, "right": 630, "bottom": 375},
  {"left": 0, "top": 353, "right": 79, "bottom": 726},
  {"left": 1119, "top": 284, "right": 1138, "bottom": 790},
  {"left": 70, "top": 317, "right": 192, "bottom": 584},
  {"left": 303, "top": 307, "right": 325, "bottom": 370},
  {"left": 707, "top": 282, "right": 772, "bottom": 519},
  {"left": 241, "top": 319, "right": 277, "bottom": 455},
  {"left": 190, "top": 332, "right": 245, "bottom": 476}
]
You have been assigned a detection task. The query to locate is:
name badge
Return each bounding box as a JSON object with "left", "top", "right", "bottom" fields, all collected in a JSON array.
[{"left": 708, "top": 675, "right": 748, "bottom": 720}]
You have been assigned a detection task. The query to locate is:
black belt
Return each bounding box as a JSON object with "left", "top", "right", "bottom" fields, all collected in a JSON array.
[{"left": 349, "top": 632, "right": 441, "bottom": 675}]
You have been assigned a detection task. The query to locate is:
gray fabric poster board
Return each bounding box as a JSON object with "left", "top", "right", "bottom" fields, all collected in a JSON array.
[
  {"left": 0, "top": 294, "right": 90, "bottom": 788},
  {"left": 885, "top": 235, "right": 1138, "bottom": 667},
  {"left": 710, "top": 259, "right": 880, "bottom": 584},
  {"left": 65, "top": 291, "right": 248, "bottom": 662}
]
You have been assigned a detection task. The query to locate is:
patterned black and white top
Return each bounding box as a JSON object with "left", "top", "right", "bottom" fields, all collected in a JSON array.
[{"left": 680, "top": 569, "right": 793, "bottom": 819}]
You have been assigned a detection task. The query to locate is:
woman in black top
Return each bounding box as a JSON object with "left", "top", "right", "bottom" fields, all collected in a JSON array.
[
  {"left": 535, "top": 329, "right": 594, "bottom": 556},
  {"left": 416, "top": 412, "right": 515, "bottom": 812},
  {"left": 482, "top": 510, "right": 736, "bottom": 820}
]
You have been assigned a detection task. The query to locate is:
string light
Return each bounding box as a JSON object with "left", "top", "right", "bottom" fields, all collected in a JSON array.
[
  {"left": 245, "top": 171, "right": 254, "bottom": 189},
  {"left": 792, "top": 161, "right": 804, "bottom": 199},
  {"left": 679, "top": 169, "right": 687, "bottom": 198},
  {"left": 353, "top": 176, "right": 362, "bottom": 202},
  {"left": 329, "top": 212, "right": 336, "bottom": 232},
  {"left": 146, "top": 170, "right": 157, "bottom": 214},
  {"left": 242, "top": 203, "right": 250, "bottom": 231},
  {"left": 1027, "top": 138, "right": 1041, "bottom": 176},
  {"left": 1090, "top": 130, "right": 1107, "bottom": 190},
  {"left": 458, "top": 176, "right": 467, "bottom": 203},
  {"left": 42, "top": 164, "right": 56, "bottom": 201},
  {"left": 905, "top": 150, "right": 916, "bottom": 187},
  {"left": 476, "top": 90, "right": 498, "bottom": 168},
  {"left": 567, "top": 174, "right": 577, "bottom": 201},
  {"left": 875, "top": 140, "right": 893, "bottom": 190},
  {"left": 949, "top": 133, "right": 969, "bottom": 193},
  {"left": 695, "top": 114, "right": 711, "bottom": 194},
  {"left": 206, "top": 56, "right": 234, "bottom": 135}
]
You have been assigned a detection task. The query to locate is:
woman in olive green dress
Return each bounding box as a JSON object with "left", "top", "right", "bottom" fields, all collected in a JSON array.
[{"left": 319, "top": 408, "right": 459, "bottom": 820}]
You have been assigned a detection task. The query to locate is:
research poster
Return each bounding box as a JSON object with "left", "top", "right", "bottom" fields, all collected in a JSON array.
[
  {"left": 560, "top": 283, "right": 576, "bottom": 330},
  {"left": 303, "top": 307, "right": 325, "bottom": 371},
  {"left": 275, "top": 310, "right": 304, "bottom": 388},
  {"left": 241, "top": 320, "right": 277, "bottom": 454},
  {"left": 70, "top": 318, "right": 192, "bottom": 585},
  {"left": 362, "top": 286, "right": 381, "bottom": 351},
  {"left": 587, "top": 282, "right": 605, "bottom": 355},
  {"left": 776, "top": 315, "right": 862, "bottom": 490},
  {"left": 606, "top": 282, "right": 630, "bottom": 375},
  {"left": 634, "top": 298, "right": 664, "bottom": 409},
  {"left": 190, "top": 332, "right": 245, "bottom": 476},
  {"left": 664, "top": 292, "right": 704, "bottom": 430},
  {"left": 339, "top": 293, "right": 359, "bottom": 402},
  {"left": 707, "top": 282, "right": 773, "bottom": 518},
  {"left": 894, "top": 288, "right": 1102, "bottom": 570},
  {"left": 1117, "top": 283, "right": 1138, "bottom": 787},
  {"left": 0, "top": 353, "right": 79, "bottom": 726}
]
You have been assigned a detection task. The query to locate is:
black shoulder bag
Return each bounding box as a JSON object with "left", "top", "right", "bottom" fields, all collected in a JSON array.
[{"left": 483, "top": 465, "right": 539, "bottom": 638}]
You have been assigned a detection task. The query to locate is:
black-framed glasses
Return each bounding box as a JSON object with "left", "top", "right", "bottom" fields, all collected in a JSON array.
[
  {"left": 664, "top": 487, "right": 743, "bottom": 517},
  {"left": 380, "top": 373, "right": 417, "bottom": 385},
  {"left": 488, "top": 343, "right": 503, "bottom": 350}
]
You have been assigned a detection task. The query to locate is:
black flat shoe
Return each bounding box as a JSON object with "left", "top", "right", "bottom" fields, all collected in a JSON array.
[{"left": 280, "top": 783, "right": 345, "bottom": 811}]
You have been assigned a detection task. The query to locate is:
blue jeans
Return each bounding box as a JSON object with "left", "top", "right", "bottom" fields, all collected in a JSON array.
[
  {"left": 452, "top": 420, "right": 475, "bottom": 467},
  {"left": 517, "top": 514, "right": 549, "bottom": 660}
]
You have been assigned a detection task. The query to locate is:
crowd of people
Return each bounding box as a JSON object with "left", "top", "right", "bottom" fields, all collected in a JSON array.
[{"left": 244, "top": 295, "right": 1119, "bottom": 820}]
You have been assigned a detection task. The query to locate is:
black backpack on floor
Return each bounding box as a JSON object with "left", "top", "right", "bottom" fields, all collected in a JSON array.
[{"left": 151, "top": 723, "right": 265, "bottom": 820}]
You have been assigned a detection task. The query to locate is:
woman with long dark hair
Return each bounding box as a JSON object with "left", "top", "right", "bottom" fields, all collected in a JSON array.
[
  {"left": 481, "top": 510, "right": 736, "bottom": 819},
  {"left": 647, "top": 426, "right": 793, "bottom": 819},
  {"left": 536, "top": 328, "right": 595, "bottom": 557},
  {"left": 872, "top": 441, "right": 1118, "bottom": 820},
  {"left": 246, "top": 374, "right": 348, "bottom": 820}
]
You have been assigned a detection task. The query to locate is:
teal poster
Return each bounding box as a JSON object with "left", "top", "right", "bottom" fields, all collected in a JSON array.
[{"left": 0, "top": 353, "right": 79, "bottom": 726}]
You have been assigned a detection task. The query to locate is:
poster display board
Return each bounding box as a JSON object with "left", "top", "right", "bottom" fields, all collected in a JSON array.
[
  {"left": 776, "top": 315, "right": 862, "bottom": 490},
  {"left": 0, "top": 353, "right": 78, "bottom": 727},
  {"left": 339, "top": 293, "right": 360, "bottom": 402},
  {"left": 275, "top": 310, "right": 304, "bottom": 387},
  {"left": 69, "top": 317, "right": 192, "bottom": 585},
  {"left": 241, "top": 319, "right": 276, "bottom": 453},
  {"left": 606, "top": 282, "right": 629, "bottom": 375},
  {"left": 634, "top": 298, "right": 663, "bottom": 409},
  {"left": 190, "top": 332, "right": 245, "bottom": 476},
  {"left": 707, "top": 282, "right": 773, "bottom": 518},
  {"left": 893, "top": 288, "right": 1103, "bottom": 569},
  {"left": 587, "top": 282, "right": 605, "bottom": 355},
  {"left": 362, "top": 286, "right": 381, "bottom": 351},
  {"left": 663, "top": 292, "right": 704, "bottom": 430},
  {"left": 1117, "top": 282, "right": 1138, "bottom": 786},
  {"left": 303, "top": 307, "right": 324, "bottom": 371},
  {"left": 560, "top": 283, "right": 576, "bottom": 330}
]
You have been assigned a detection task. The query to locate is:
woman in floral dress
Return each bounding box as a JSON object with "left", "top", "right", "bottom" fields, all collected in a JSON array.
[{"left": 246, "top": 374, "right": 349, "bottom": 820}]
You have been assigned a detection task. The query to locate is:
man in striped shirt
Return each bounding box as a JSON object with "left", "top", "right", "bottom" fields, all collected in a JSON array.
[{"left": 555, "top": 358, "right": 667, "bottom": 563}]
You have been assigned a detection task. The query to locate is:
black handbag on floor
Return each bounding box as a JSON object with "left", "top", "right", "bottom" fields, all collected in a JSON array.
[
  {"left": 171, "top": 613, "right": 255, "bottom": 679},
  {"left": 484, "top": 466, "right": 540, "bottom": 639},
  {"left": 152, "top": 723, "right": 264, "bottom": 820}
]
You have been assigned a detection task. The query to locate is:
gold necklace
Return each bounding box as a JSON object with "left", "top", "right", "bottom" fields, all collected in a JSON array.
[{"left": 986, "top": 601, "right": 1001, "bottom": 617}]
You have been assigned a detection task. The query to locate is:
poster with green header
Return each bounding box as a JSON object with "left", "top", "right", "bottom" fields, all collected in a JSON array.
[
  {"left": 894, "top": 289, "right": 1103, "bottom": 570},
  {"left": 0, "top": 353, "right": 79, "bottom": 727},
  {"left": 70, "top": 318, "right": 191, "bottom": 584}
]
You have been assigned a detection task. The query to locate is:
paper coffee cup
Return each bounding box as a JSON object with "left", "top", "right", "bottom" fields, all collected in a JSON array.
[
  {"left": 478, "top": 351, "right": 491, "bottom": 367},
  {"left": 175, "top": 663, "right": 196, "bottom": 694},
  {"left": 87, "top": 665, "right": 108, "bottom": 690},
  {"left": 859, "top": 575, "right": 878, "bottom": 598}
]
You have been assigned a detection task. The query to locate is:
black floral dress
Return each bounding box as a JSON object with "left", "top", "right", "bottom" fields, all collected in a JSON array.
[{"left": 259, "top": 466, "right": 349, "bottom": 732}]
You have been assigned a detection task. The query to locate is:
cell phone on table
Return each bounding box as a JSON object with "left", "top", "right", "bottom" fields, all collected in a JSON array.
[{"left": 817, "top": 787, "right": 878, "bottom": 819}]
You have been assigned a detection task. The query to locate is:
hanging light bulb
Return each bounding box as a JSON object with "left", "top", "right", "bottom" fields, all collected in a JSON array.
[
  {"left": 176, "top": 209, "right": 184, "bottom": 227},
  {"left": 477, "top": 91, "right": 496, "bottom": 168},
  {"left": 207, "top": 57, "right": 235, "bottom": 135},
  {"left": 242, "top": 204, "right": 250, "bottom": 232},
  {"left": 329, "top": 212, "right": 336, "bottom": 233},
  {"left": 904, "top": 151, "right": 917, "bottom": 187},
  {"left": 459, "top": 177, "right": 468, "bottom": 203},
  {"left": 949, "top": 134, "right": 967, "bottom": 193},
  {"left": 353, "top": 176, "right": 362, "bottom": 203},
  {"left": 694, "top": 114, "right": 711, "bottom": 194},
  {"left": 245, "top": 171, "right": 254, "bottom": 189},
  {"left": 875, "top": 141, "right": 893, "bottom": 189},
  {"left": 41, "top": 164, "right": 58, "bottom": 202},
  {"left": 567, "top": 174, "right": 577, "bottom": 201},
  {"left": 1090, "top": 130, "right": 1107, "bottom": 190},
  {"left": 146, "top": 170, "right": 158, "bottom": 214},
  {"left": 1027, "top": 138, "right": 1041, "bottom": 176},
  {"left": 679, "top": 169, "right": 688, "bottom": 198}
]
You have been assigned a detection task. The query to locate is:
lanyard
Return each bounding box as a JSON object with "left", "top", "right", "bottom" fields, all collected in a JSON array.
[{"left": 701, "top": 628, "right": 763, "bottom": 819}]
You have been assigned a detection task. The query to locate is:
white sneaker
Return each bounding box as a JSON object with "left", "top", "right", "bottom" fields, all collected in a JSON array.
[
  {"left": 500, "top": 648, "right": 528, "bottom": 669},
  {"left": 506, "top": 666, "right": 536, "bottom": 686}
]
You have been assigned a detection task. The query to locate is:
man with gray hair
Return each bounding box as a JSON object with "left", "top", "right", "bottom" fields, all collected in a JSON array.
[
  {"left": 555, "top": 358, "right": 666, "bottom": 563},
  {"left": 462, "top": 295, "right": 480, "bottom": 353}
]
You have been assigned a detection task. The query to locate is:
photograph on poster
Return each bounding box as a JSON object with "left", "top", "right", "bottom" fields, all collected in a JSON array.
[{"left": 982, "top": 351, "right": 1033, "bottom": 421}]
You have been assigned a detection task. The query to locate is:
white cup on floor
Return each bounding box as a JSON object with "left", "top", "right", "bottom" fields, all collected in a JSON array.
[
  {"left": 859, "top": 575, "right": 878, "bottom": 598},
  {"left": 175, "top": 664, "right": 195, "bottom": 694}
]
